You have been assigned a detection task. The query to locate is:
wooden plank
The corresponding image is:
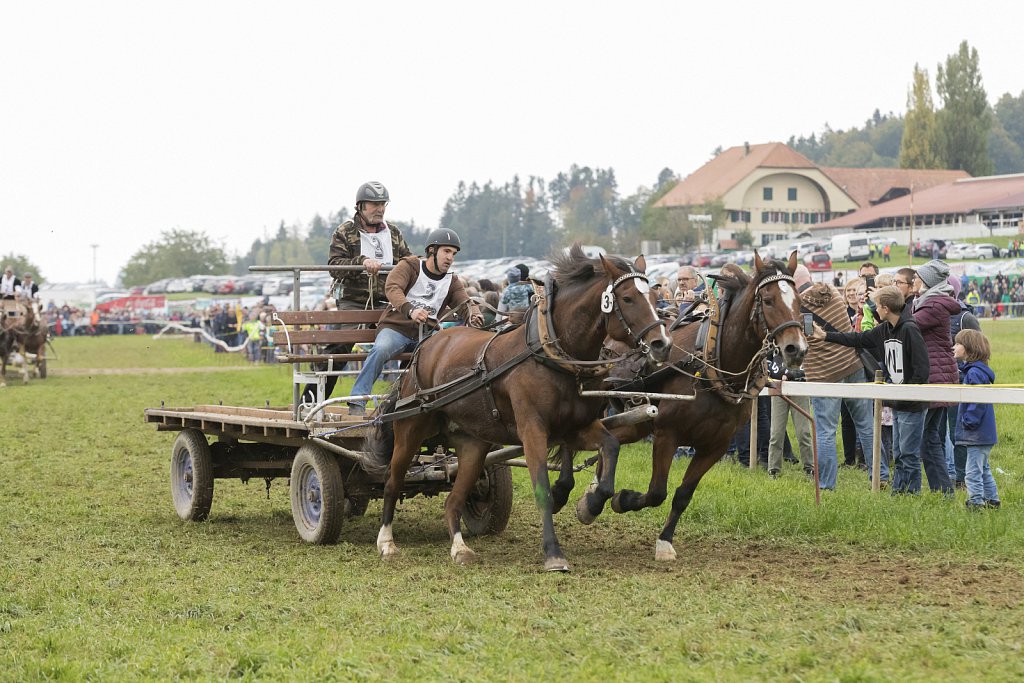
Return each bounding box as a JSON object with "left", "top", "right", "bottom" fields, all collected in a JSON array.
[
  {"left": 275, "top": 310, "right": 384, "bottom": 325},
  {"left": 273, "top": 329, "right": 379, "bottom": 345},
  {"left": 276, "top": 352, "right": 413, "bottom": 363}
]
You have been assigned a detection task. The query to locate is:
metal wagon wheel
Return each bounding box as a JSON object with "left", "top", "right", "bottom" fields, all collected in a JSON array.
[
  {"left": 462, "top": 464, "right": 514, "bottom": 537},
  {"left": 290, "top": 444, "right": 344, "bottom": 545},
  {"left": 170, "top": 429, "right": 214, "bottom": 521}
]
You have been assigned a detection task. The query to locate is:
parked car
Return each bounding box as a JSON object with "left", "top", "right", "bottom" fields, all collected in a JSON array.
[
  {"left": 963, "top": 243, "right": 1000, "bottom": 259},
  {"left": 911, "top": 239, "right": 947, "bottom": 259},
  {"left": 945, "top": 243, "right": 972, "bottom": 259},
  {"left": 804, "top": 251, "right": 832, "bottom": 271}
]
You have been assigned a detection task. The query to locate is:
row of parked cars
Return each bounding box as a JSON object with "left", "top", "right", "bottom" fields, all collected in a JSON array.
[
  {"left": 910, "top": 239, "right": 1003, "bottom": 260},
  {"left": 140, "top": 272, "right": 334, "bottom": 300}
]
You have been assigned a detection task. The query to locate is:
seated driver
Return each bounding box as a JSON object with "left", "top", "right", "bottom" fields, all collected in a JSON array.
[{"left": 347, "top": 228, "right": 482, "bottom": 416}]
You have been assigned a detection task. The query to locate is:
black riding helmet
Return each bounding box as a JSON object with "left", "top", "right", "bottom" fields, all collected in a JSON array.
[
  {"left": 356, "top": 181, "right": 389, "bottom": 205},
  {"left": 423, "top": 228, "right": 461, "bottom": 272},
  {"left": 424, "top": 228, "right": 461, "bottom": 253}
]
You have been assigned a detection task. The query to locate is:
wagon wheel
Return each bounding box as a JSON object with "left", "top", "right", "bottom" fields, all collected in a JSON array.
[
  {"left": 290, "top": 444, "right": 344, "bottom": 545},
  {"left": 461, "top": 464, "right": 514, "bottom": 537},
  {"left": 170, "top": 429, "right": 214, "bottom": 521}
]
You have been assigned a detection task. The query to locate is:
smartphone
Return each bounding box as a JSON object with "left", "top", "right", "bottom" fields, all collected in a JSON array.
[
  {"left": 802, "top": 313, "right": 814, "bottom": 336},
  {"left": 865, "top": 275, "right": 875, "bottom": 289}
]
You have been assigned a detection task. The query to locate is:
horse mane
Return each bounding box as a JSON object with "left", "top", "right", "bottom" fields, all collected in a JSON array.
[{"left": 548, "top": 243, "right": 631, "bottom": 289}]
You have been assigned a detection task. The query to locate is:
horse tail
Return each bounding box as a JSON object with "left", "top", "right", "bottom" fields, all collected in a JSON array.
[
  {"left": 547, "top": 443, "right": 576, "bottom": 466},
  {"left": 361, "top": 383, "right": 402, "bottom": 476}
]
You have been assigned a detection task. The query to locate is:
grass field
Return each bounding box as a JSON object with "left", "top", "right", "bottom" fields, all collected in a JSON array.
[{"left": 3, "top": 327, "right": 1024, "bottom": 681}]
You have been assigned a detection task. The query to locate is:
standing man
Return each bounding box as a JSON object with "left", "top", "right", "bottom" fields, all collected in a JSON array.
[
  {"left": 303, "top": 181, "right": 413, "bottom": 403},
  {"left": 911, "top": 260, "right": 959, "bottom": 495},
  {"left": 346, "top": 228, "right": 481, "bottom": 415},
  {"left": 1, "top": 266, "right": 19, "bottom": 300},
  {"left": 675, "top": 265, "right": 700, "bottom": 305},
  {"left": 497, "top": 265, "right": 534, "bottom": 324},
  {"left": 795, "top": 265, "right": 882, "bottom": 490}
]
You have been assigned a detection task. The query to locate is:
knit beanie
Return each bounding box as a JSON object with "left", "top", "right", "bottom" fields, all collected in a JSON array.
[
  {"left": 917, "top": 260, "right": 949, "bottom": 288},
  {"left": 505, "top": 266, "right": 522, "bottom": 284},
  {"left": 794, "top": 265, "right": 812, "bottom": 291}
]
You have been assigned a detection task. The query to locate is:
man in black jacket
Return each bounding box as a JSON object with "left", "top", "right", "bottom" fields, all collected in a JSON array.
[{"left": 811, "top": 285, "right": 931, "bottom": 494}]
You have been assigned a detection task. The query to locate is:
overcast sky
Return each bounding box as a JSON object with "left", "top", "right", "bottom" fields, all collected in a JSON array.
[{"left": 2, "top": 1, "right": 1022, "bottom": 286}]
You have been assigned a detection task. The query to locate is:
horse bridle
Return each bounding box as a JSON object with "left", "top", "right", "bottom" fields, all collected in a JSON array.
[
  {"left": 601, "top": 271, "right": 667, "bottom": 355},
  {"left": 750, "top": 272, "right": 801, "bottom": 346}
]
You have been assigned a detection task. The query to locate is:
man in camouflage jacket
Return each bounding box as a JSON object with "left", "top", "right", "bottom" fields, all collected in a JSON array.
[{"left": 304, "top": 181, "right": 413, "bottom": 402}]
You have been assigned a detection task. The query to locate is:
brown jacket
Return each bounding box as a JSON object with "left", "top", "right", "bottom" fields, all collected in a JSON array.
[{"left": 377, "top": 256, "right": 479, "bottom": 339}]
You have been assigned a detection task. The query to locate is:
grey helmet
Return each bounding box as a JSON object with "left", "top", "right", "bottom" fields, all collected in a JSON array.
[
  {"left": 356, "top": 181, "right": 389, "bottom": 204},
  {"left": 425, "top": 228, "right": 461, "bottom": 253}
]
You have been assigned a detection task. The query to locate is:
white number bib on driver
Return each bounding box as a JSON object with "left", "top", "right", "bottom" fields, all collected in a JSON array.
[
  {"left": 406, "top": 264, "right": 452, "bottom": 321},
  {"left": 359, "top": 226, "right": 394, "bottom": 264}
]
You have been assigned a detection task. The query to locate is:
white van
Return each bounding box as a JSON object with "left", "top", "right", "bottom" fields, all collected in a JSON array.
[{"left": 827, "top": 233, "right": 871, "bottom": 262}]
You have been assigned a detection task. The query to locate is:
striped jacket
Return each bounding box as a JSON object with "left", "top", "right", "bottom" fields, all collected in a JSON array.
[{"left": 799, "top": 283, "right": 863, "bottom": 383}]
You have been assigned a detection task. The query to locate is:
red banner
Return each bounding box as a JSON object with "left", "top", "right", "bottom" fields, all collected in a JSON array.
[{"left": 94, "top": 295, "right": 167, "bottom": 312}]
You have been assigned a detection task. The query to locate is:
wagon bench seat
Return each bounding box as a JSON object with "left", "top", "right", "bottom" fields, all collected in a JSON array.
[{"left": 272, "top": 309, "right": 412, "bottom": 363}]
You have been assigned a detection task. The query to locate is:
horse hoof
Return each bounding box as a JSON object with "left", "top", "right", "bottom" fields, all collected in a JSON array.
[
  {"left": 610, "top": 492, "right": 625, "bottom": 514},
  {"left": 379, "top": 543, "right": 400, "bottom": 561},
  {"left": 544, "top": 557, "right": 571, "bottom": 572},
  {"left": 575, "top": 495, "right": 597, "bottom": 525},
  {"left": 654, "top": 540, "right": 677, "bottom": 562},
  {"left": 452, "top": 548, "right": 477, "bottom": 566}
]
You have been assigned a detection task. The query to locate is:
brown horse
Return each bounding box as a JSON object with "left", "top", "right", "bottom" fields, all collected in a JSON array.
[
  {"left": 364, "top": 245, "right": 672, "bottom": 571},
  {"left": 1, "top": 299, "right": 43, "bottom": 386},
  {"left": 602, "top": 251, "right": 807, "bottom": 561}
]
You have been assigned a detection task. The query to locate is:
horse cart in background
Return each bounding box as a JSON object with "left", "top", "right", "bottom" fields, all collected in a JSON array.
[
  {"left": 145, "top": 265, "right": 659, "bottom": 546},
  {"left": 1, "top": 298, "right": 49, "bottom": 384}
]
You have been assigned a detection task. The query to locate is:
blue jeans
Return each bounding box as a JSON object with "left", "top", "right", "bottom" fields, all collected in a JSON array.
[
  {"left": 946, "top": 406, "right": 967, "bottom": 482},
  {"left": 349, "top": 328, "right": 417, "bottom": 406},
  {"left": 922, "top": 408, "right": 954, "bottom": 493},
  {"left": 811, "top": 369, "right": 883, "bottom": 489},
  {"left": 965, "top": 444, "right": 999, "bottom": 505},
  {"left": 891, "top": 409, "right": 926, "bottom": 494}
]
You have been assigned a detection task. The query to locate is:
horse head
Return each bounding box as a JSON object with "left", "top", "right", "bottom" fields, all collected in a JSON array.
[
  {"left": 597, "top": 253, "right": 671, "bottom": 363},
  {"left": 749, "top": 249, "right": 807, "bottom": 369}
]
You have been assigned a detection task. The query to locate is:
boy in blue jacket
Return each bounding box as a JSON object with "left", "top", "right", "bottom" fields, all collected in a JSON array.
[{"left": 953, "top": 329, "right": 1000, "bottom": 510}]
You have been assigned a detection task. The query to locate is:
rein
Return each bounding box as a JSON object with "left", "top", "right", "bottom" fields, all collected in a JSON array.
[
  {"left": 385, "top": 265, "right": 663, "bottom": 421},
  {"left": 661, "top": 269, "right": 796, "bottom": 404},
  {"left": 529, "top": 271, "right": 658, "bottom": 378}
]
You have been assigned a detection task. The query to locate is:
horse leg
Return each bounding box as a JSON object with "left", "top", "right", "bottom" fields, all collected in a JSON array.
[
  {"left": 550, "top": 444, "right": 576, "bottom": 514},
  {"left": 574, "top": 421, "right": 621, "bottom": 525},
  {"left": 444, "top": 438, "right": 490, "bottom": 565},
  {"left": 611, "top": 427, "right": 675, "bottom": 513},
  {"left": 655, "top": 448, "right": 723, "bottom": 562},
  {"left": 16, "top": 341, "right": 28, "bottom": 384},
  {"left": 376, "top": 418, "right": 431, "bottom": 560},
  {"left": 519, "top": 423, "right": 569, "bottom": 572}
]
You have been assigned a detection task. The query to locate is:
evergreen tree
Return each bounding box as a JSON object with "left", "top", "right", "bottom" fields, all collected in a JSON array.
[
  {"left": 900, "top": 64, "right": 942, "bottom": 169},
  {"left": 935, "top": 41, "right": 993, "bottom": 175}
]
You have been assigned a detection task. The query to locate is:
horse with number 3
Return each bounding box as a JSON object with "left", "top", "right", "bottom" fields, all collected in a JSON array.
[{"left": 364, "top": 245, "right": 672, "bottom": 571}]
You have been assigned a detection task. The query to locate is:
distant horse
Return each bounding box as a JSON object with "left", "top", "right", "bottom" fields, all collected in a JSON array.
[
  {"left": 364, "top": 245, "right": 672, "bottom": 571},
  {"left": 602, "top": 251, "right": 807, "bottom": 561},
  {"left": 0, "top": 299, "right": 41, "bottom": 386}
]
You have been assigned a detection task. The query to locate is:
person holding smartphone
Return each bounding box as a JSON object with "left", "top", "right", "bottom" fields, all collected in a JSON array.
[{"left": 812, "top": 285, "right": 929, "bottom": 494}]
